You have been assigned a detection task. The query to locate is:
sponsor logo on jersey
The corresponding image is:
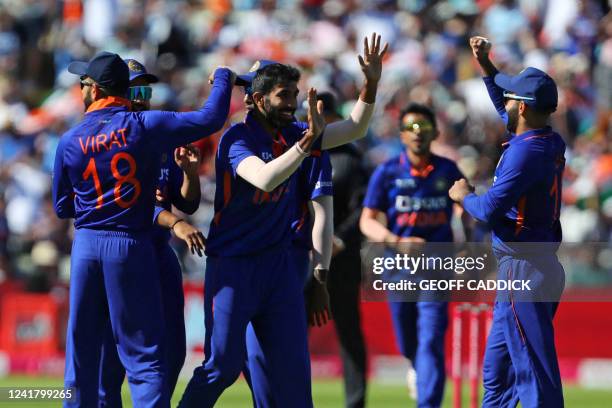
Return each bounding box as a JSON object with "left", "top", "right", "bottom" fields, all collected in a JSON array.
[
  {"left": 395, "top": 195, "right": 448, "bottom": 212},
  {"left": 395, "top": 178, "right": 416, "bottom": 188}
]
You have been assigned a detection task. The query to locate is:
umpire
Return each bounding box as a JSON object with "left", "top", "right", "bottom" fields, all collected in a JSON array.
[{"left": 318, "top": 92, "right": 368, "bottom": 408}]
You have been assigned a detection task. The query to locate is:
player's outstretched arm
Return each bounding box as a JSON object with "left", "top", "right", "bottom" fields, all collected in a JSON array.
[
  {"left": 155, "top": 208, "right": 206, "bottom": 257},
  {"left": 470, "top": 36, "right": 497, "bottom": 77},
  {"left": 321, "top": 33, "right": 388, "bottom": 150},
  {"left": 236, "top": 88, "right": 325, "bottom": 192},
  {"left": 173, "top": 145, "right": 202, "bottom": 214},
  {"left": 143, "top": 67, "right": 235, "bottom": 149},
  {"left": 469, "top": 36, "right": 508, "bottom": 123}
]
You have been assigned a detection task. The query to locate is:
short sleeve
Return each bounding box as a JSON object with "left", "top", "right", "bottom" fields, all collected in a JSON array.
[
  {"left": 306, "top": 151, "right": 333, "bottom": 200},
  {"left": 220, "top": 126, "right": 257, "bottom": 177},
  {"left": 363, "top": 164, "right": 389, "bottom": 211}
]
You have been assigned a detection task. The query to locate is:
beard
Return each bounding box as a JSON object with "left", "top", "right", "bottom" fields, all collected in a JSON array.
[
  {"left": 506, "top": 102, "right": 519, "bottom": 134},
  {"left": 263, "top": 99, "right": 295, "bottom": 128},
  {"left": 83, "top": 93, "right": 94, "bottom": 111},
  {"left": 131, "top": 101, "right": 149, "bottom": 112}
]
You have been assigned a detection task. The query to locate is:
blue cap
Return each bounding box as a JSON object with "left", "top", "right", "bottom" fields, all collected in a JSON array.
[
  {"left": 124, "top": 59, "right": 159, "bottom": 84},
  {"left": 235, "top": 59, "right": 279, "bottom": 91},
  {"left": 494, "top": 67, "right": 558, "bottom": 112},
  {"left": 68, "top": 51, "right": 129, "bottom": 91}
]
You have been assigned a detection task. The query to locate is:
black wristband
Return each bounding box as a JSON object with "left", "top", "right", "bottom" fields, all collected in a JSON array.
[{"left": 170, "top": 219, "right": 184, "bottom": 230}]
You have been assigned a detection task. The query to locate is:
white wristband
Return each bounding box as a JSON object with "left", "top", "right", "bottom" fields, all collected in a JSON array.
[{"left": 295, "top": 143, "right": 310, "bottom": 157}]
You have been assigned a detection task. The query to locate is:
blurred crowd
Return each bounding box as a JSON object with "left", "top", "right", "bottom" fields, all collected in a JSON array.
[{"left": 0, "top": 0, "right": 610, "bottom": 292}]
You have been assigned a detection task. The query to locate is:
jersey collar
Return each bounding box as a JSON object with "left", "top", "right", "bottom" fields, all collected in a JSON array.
[
  {"left": 505, "top": 126, "right": 554, "bottom": 147},
  {"left": 400, "top": 151, "right": 435, "bottom": 178},
  {"left": 86, "top": 96, "right": 132, "bottom": 114}
]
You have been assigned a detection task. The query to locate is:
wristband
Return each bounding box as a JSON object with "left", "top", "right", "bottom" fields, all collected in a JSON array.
[
  {"left": 170, "top": 219, "right": 184, "bottom": 230},
  {"left": 295, "top": 143, "right": 311, "bottom": 157}
]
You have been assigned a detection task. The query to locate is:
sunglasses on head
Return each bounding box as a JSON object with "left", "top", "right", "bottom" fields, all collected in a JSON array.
[
  {"left": 80, "top": 76, "right": 94, "bottom": 89},
  {"left": 128, "top": 86, "right": 153, "bottom": 101},
  {"left": 503, "top": 92, "right": 535, "bottom": 102},
  {"left": 400, "top": 121, "right": 434, "bottom": 133}
]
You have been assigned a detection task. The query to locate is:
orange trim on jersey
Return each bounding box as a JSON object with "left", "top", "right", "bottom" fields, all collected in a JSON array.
[
  {"left": 213, "top": 171, "right": 232, "bottom": 225},
  {"left": 515, "top": 196, "right": 526, "bottom": 235},
  {"left": 410, "top": 163, "right": 434, "bottom": 178},
  {"left": 521, "top": 133, "right": 553, "bottom": 142},
  {"left": 86, "top": 96, "right": 132, "bottom": 113}
]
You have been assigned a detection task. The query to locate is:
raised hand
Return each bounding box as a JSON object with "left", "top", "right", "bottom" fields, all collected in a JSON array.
[
  {"left": 174, "top": 144, "right": 201, "bottom": 176},
  {"left": 306, "top": 87, "right": 326, "bottom": 139},
  {"left": 469, "top": 36, "right": 492, "bottom": 62},
  {"left": 208, "top": 66, "right": 237, "bottom": 85},
  {"left": 358, "top": 32, "right": 389, "bottom": 85}
]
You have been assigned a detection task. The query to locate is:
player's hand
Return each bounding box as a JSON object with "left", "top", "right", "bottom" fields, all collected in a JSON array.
[
  {"left": 332, "top": 235, "right": 345, "bottom": 257},
  {"left": 172, "top": 220, "right": 206, "bottom": 257},
  {"left": 306, "top": 279, "right": 331, "bottom": 328},
  {"left": 155, "top": 188, "right": 167, "bottom": 204},
  {"left": 209, "top": 66, "right": 237, "bottom": 86},
  {"left": 396, "top": 236, "right": 426, "bottom": 256},
  {"left": 358, "top": 32, "right": 389, "bottom": 85},
  {"left": 449, "top": 178, "right": 475, "bottom": 204},
  {"left": 175, "top": 144, "right": 201, "bottom": 177},
  {"left": 469, "top": 36, "right": 492, "bottom": 63},
  {"left": 299, "top": 88, "right": 326, "bottom": 152}
]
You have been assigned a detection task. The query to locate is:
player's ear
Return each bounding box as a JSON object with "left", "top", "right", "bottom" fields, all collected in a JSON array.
[
  {"left": 91, "top": 83, "right": 103, "bottom": 101},
  {"left": 519, "top": 101, "right": 527, "bottom": 115},
  {"left": 252, "top": 91, "right": 265, "bottom": 109}
]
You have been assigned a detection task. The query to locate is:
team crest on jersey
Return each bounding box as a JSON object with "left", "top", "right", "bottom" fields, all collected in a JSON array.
[
  {"left": 435, "top": 178, "right": 447, "bottom": 191},
  {"left": 128, "top": 59, "right": 144, "bottom": 73}
]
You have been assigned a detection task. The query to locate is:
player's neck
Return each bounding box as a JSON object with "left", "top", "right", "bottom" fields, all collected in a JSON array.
[
  {"left": 516, "top": 117, "right": 549, "bottom": 135},
  {"left": 252, "top": 109, "right": 280, "bottom": 138},
  {"left": 407, "top": 150, "right": 431, "bottom": 168}
]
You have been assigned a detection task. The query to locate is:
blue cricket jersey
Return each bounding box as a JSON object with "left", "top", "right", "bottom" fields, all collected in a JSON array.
[
  {"left": 205, "top": 112, "right": 323, "bottom": 256},
  {"left": 291, "top": 151, "right": 334, "bottom": 250},
  {"left": 462, "top": 75, "right": 566, "bottom": 254},
  {"left": 151, "top": 150, "right": 185, "bottom": 245},
  {"left": 52, "top": 68, "right": 232, "bottom": 230},
  {"left": 363, "top": 152, "right": 463, "bottom": 242}
]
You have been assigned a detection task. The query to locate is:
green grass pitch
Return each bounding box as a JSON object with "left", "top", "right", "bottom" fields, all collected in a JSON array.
[{"left": 1, "top": 375, "right": 611, "bottom": 407}]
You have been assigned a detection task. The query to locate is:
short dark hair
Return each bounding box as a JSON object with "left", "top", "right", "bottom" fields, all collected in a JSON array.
[
  {"left": 399, "top": 103, "right": 437, "bottom": 129},
  {"left": 97, "top": 83, "right": 128, "bottom": 98},
  {"left": 251, "top": 63, "right": 301, "bottom": 95}
]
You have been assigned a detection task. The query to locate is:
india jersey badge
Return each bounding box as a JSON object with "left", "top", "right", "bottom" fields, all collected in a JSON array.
[{"left": 435, "top": 178, "right": 447, "bottom": 191}]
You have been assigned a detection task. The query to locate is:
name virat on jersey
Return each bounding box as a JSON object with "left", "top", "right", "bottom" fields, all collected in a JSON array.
[{"left": 79, "top": 128, "right": 129, "bottom": 154}]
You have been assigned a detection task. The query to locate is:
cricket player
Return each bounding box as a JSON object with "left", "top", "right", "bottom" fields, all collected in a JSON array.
[
  {"left": 448, "top": 37, "right": 565, "bottom": 407},
  {"left": 236, "top": 66, "right": 334, "bottom": 405},
  {"left": 52, "top": 51, "right": 233, "bottom": 407},
  {"left": 239, "top": 61, "right": 334, "bottom": 324},
  {"left": 97, "top": 59, "right": 206, "bottom": 407},
  {"left": 360, "top": 103, "right": 468, "bottom": 408},
  {"left": 179, "top": 34, "right": 387, "bottom": 408}
]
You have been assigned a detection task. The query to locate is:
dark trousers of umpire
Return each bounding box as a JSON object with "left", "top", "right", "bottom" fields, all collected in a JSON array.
[{"left": 328, "top": 250, "right": 367, "bottom": 408}]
